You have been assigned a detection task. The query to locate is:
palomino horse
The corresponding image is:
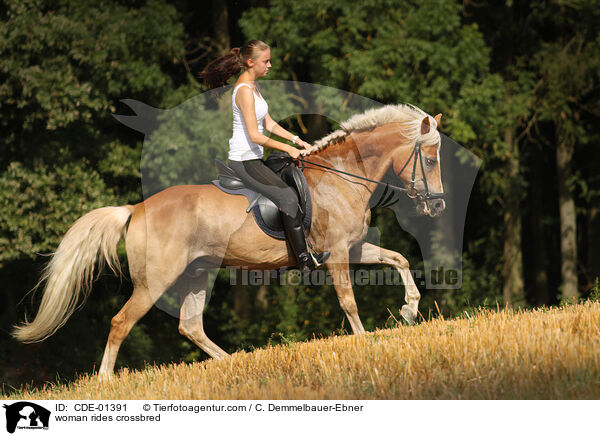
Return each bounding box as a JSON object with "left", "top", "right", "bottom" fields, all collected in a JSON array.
[{"left": 13, "top": 104, "right": 445, "bottom": 379}]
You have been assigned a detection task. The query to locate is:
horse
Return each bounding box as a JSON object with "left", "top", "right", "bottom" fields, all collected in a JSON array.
[{"left": 12, "top": 103, "right": 445, "bottom": 380}]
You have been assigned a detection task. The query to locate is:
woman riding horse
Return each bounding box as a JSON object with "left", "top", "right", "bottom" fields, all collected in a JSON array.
[
  {"left": 12, "top": 55, "right": 445, "bottom": 379},
  {"left": 200, "top": 40, "right": 330, "bottom": 273}
]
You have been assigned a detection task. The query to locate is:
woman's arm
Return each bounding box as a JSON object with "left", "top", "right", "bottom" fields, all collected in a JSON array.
[
  {"left": 264, "top": 113, "right": 311, "bottom": 150},
  {"left": 236, "top": 87, "right": 301, "bottom": 158}
]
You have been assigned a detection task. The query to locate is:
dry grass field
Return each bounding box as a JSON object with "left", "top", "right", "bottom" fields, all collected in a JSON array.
[{"left": 6, "top": 300, "right": 600, "bottom": 400}]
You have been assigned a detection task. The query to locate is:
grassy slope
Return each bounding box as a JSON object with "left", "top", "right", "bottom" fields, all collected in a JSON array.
[{"left": 5, "top": 301, "right": 600, "bottom": 400}]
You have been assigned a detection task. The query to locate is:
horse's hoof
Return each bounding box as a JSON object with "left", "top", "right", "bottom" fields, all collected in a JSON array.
[{"left": 400, "top": 306, "right": 416, "bottom": 325}]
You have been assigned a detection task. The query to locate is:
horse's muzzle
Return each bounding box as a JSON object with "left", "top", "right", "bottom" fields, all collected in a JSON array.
[
  {"left": 416, "top": 198, "right": 446, "bottom": 217},
  {"left": 428, "top": 198, "right": 446, "bottom": 217}
]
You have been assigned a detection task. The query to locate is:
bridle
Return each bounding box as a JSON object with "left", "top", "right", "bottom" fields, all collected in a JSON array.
[{"left": 298, "top": 139, "right": 445, "bottom": 208}]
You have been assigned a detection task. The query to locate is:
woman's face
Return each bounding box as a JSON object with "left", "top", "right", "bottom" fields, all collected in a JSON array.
[{"left": 249, "top": 48, "right": 271, "bottom": 76}]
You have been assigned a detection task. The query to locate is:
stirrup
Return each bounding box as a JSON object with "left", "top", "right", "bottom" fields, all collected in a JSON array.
[
  {"left": 310, "top": 250, "right": 330, "bottom": 267},
  {"left": 306, "top": 240, "right": 330, "bottom": 267}
]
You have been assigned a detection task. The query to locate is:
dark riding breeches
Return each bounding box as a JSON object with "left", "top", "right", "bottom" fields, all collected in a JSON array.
[{"left": 228, "top": 158, "right": 300, "bottom": 218}]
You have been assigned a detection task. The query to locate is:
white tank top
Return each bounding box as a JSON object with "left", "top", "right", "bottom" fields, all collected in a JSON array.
[{"left": 228, "top": 83, "right": 269, "bottom": 161}]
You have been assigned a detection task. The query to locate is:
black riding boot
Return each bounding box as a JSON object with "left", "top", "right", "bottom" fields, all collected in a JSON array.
[{"left": 281, "top": 209, "right": 330, "bottom": 273}]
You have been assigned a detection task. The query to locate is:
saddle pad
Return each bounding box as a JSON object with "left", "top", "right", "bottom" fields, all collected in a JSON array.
[{"left": 212, "top": 176, "right": 312, "bottom": 240}]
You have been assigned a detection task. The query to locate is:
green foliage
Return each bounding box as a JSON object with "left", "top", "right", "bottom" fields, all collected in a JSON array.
[
  {"left": 0, "top": 0, "right": 184, "bottom": 160},
  {"left": 0, "top": 0, "right": 186, "bottom": 254},
  {"left": 589, "top": 278, "right": 600, "bottom": 303},
  {"left": 241, "top": 0, "right": 491, "bottom": 111},
  {"left": 140, "top": 91, "right": 232, "bottom": 193},
  {"left": 0, "top": 161, "right": 117, "bottom": 266},
  {"left": 534, "top": 33, "right": 600, "bottom": 145}
]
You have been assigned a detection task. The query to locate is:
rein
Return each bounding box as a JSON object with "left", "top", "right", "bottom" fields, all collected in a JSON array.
[{"left": 298, "top": 140, "right": 445, "bottom": 207}]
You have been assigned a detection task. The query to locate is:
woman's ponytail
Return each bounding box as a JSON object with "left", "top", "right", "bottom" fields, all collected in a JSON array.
[
  {"left": 199, "top": 47, "right": 243, "bottom": 89},
  {"left": 199, "top": 40, "right": 270, "bottom": 89}
]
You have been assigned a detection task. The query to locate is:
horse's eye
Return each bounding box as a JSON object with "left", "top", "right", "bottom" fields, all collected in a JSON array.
[{"left": 425, "top": 158, "right": 436, "bottom": 167}]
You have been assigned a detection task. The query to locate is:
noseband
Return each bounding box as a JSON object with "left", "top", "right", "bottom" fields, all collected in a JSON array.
[
  {"left": 394, "top": 140, "right": 445, "bottom": 202},
  {"left": 299, "top": 140, "right": 445, "bottom": 207}
]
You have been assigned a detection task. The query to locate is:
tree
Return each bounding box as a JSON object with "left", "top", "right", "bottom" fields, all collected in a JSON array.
[{"left": 527, "top": 2, "right": 600, "bottom": 300}]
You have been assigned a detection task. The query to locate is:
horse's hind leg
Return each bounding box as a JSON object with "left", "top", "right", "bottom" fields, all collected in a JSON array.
[
  {"left": 98, "top": 285, "right": 155, "bottom": 380},
  {"left": 98, "top": 203, "right": 190, "bottom": 380},
  {"left": 178, "top": 271, "right": 229, "bottom": 360}
]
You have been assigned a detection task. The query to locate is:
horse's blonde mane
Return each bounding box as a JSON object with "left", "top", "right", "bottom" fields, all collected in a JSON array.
[{"left": 301, "top": 104, "right": 440, "bottom": 156}]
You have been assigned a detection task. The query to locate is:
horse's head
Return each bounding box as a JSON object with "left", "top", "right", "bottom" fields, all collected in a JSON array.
[{"left": 390, "top": 113, "right": 445, "bottom": 217}]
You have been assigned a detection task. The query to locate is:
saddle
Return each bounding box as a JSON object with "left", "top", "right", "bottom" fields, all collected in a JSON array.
[{"left": 211, "top": 152, "right": 312, "bottom": 240}]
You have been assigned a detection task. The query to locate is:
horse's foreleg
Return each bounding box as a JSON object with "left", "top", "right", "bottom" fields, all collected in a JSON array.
[
  {"left": 178, "top": 271, "right": 229, "bottom": 360},
  {"left": 349, "top": 241, "right": 420, "bottom": 325},
  {"left": 326, "top": 250, "right": 366, "bottom": 334},
  {"left": 98, "top": 285, "right": 155, "bottom": 380}
]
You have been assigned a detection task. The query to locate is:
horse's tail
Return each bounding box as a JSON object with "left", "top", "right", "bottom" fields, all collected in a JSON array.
[{"left": 12, "top": 205, "right": 135, "bottom": 343}]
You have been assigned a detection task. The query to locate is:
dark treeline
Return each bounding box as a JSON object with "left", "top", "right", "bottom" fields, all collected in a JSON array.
[{"left": 1, "top": 0, "right": 598, "bottom": 389}]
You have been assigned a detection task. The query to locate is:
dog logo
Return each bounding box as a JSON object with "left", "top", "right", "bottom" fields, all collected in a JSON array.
[{"left": 3, "top": 402, "right": 50, "bottom": 433}]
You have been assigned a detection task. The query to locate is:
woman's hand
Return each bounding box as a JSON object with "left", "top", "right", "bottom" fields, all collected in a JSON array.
[
  {"left": 295, "top": 138, "right": 312, "bottom": 151},
  {"left": 287, "top": 146, "right": 301, "bottom": 159},
  {"left": 287, "top": 137, "right": 311, "bottom": 160}
]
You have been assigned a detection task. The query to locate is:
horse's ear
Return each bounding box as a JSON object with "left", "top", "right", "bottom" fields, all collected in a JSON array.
[
  {"left": 434, "top": 113, "right": 442, "bottom": 128},
  {"left": 421, "top": 116, "right": 430, "bottom": 135}
]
